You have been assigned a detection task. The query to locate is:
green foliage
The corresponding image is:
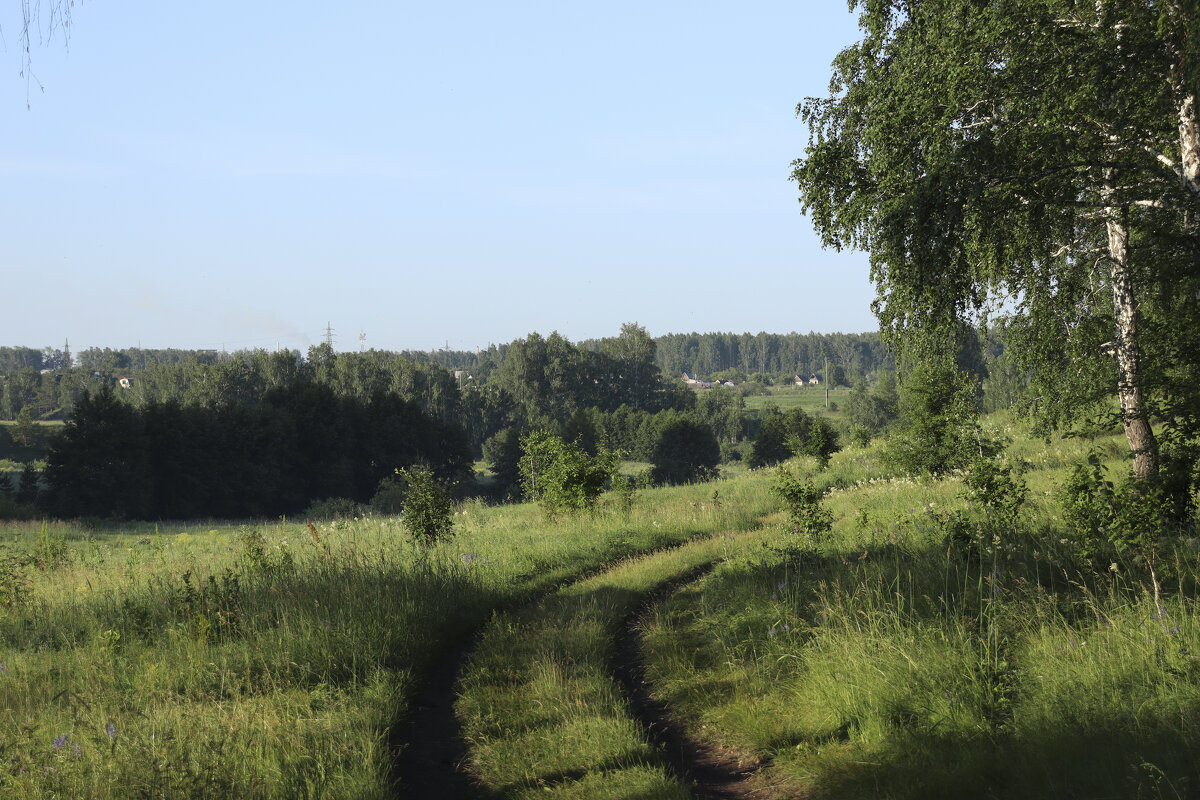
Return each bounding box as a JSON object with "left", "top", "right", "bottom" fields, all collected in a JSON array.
[
  {"left": 13, "top": 405, "right": 36, "bottom": 447},
  {"left": 176, "top": 569, "right": 244, "bottom": 642},
  {"left": 885, "top": 362, "right": 993, "bottom": 475},
  {"left": 747, "top": 405, "right": 841, "bottom": 469},
  {"left": 44, "top": 383, "right": 472, "bottom": 520},
  {"left": 1058, "top": 453, "right": 1193, "bottom": 559},
  {"left": 845, "top": 373, "right": 899, "bottom": 438},
  {"left": 611, "top": 474, "right": 637, "bottom": 514},
  {"left": 302, "top": 497, "right": 366, "bottom": 520},
  {"left": 0, "top": 554, "right": 29, "bottom": 608},
  {"left": 15, "top": 462, "right": 40, "bottom": 508},
  {"left": 398, "top": 465, "right": 454, "bottom": 544},
  {"left": 770, "top": 466, "right": 832, "bottom": 543},
  {"left": 792, "top": 0, "right": 1199, "bottom": 483},
  {"left": 370, "top": 473, "right": 408, "bottom": 515},
  {"left": 519, "top": 430, "right": 618, "bottom": 516},
  {"left": 963, "top": 455, "right": 1027, "bottom": 529},
  {"left": 482, "top": 426, "right": 524, "bottom": 501},
  {"left": 649, "top": 416, "right": 720, "bottom": 485}
]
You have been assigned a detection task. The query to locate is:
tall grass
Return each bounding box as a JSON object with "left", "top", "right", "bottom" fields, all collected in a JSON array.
[
  {"left": 456, "top": 528, "right": 770, "bottom": 798},
  {"left": 640, "top": 426, "right": 1200, "bottom": 798},
  {"left": 0, "top": 474, "right": 774, "bottom": 798}
]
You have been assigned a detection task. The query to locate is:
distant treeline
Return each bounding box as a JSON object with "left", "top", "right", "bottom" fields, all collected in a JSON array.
[
  {"left": 44, "top": 382, "right": 471, "bottom": 520},
  {"left": 0, "top": 331, "right": 894, "bottom": 423},
  {"left": 4, "top": 325, "right": 1026, "bottom": 519},
  {"left": 391, "top": 330, "right": 895, "bottom": 384}
]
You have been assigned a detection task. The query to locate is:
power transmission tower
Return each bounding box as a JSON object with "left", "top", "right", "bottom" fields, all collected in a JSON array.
[
  {"left": 359, "top": 331, "right": 366, "bottom": 352},
  {"left": 324, "top": 322, "right": 336, "bottom": 348}
]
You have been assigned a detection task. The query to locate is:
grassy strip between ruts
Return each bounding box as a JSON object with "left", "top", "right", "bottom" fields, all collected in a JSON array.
[
  {"left": 456, "top": 526, "right": 774, "bottom": 799},
  {"left": 639, "top": 427, "right": 1200, "bottom": 799},
  {"left": 0, "top": 476, "right": 774, "bottom": 799}
]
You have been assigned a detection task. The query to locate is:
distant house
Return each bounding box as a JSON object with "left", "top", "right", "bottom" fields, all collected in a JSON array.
[
  {"left": 808, "top": 373, "right": 821, "bottom": 386},
  {"left": 793, "top": 374, "right": 805, "bottom": 387},
  {"left": 682, "top": 372, "right": 716, "bottom": 389}
]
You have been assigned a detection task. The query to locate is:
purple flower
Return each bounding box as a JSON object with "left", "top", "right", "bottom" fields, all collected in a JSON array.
[
  {"left": 0, "top": 661, "right": 7, "bottom": 674},
  {"left": 777, "top": 581, "right": 786, "bottom": 591},
  {"left": 72, "top": 744, "right": 81, "bottom": 758},
  {"left": 53, "top": 734, "right": 68, "bottom": 751},
  {"left": 767, "top": 626, "right": 777, "bottom": 638},
  {"left": 105, "top": 723, "right": 117, "bottom": 740},
  {"left": 782, "top": 624, "right": 790, "bottom": 632},
  {"left": 1172, "top": 624, "right": 1181, "bottom": 635}
]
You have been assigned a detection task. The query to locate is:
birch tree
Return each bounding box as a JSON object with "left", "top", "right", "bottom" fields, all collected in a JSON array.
[{"left": 793, "top": 0, "right": 1199, "bottom": 481}]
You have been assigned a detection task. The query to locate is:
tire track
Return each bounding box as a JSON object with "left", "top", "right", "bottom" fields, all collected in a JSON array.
[
  {"left": 612, "top": 567, "right": 774, "bottom": 800},
  {"left": 388, "top": 539, "right": 714, "bottom": 799}
]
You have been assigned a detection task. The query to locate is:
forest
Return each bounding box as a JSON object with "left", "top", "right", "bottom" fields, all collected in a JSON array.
[{"left": 0, "top": 325, "right": 917, "bottom": 520}]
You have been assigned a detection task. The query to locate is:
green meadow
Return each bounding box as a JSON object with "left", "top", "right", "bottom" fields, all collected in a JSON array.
[{"left": 2, "top": 416, "right": 1198, "bottom": 798}]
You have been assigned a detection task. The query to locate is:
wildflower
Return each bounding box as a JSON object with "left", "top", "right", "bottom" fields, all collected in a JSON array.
[
  {"left": 72, "top": 744, "right": 81, "bottom": 759},
  {"left": 53, "top": 734, "right": 68, "bottom": 751},
  {"left": 768, "top": 626, "right": 777, "bottom": 638},
  {"left": 0, "top": 661, "right": 7, "bottom": 674},
  {"left": 777, "top": 581, "right": 786, "bottom": 591},
  {"left": 1172, "top": 624, "right": 1181, "bottom": 635},
  {"left": 106, "top": 723, "right": 117, "bottom": 740},
  {"left": 782, "top": 624, "right": 790, "bottom": 632}
]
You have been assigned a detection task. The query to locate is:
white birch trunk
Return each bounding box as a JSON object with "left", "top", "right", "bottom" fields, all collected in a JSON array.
[{"left": 1104, "top": 192, "right": 1158, "bottom": 479}]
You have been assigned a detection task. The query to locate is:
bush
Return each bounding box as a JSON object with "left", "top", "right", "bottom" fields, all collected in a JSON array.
[
  {"left": 771, "top": 467, "right": 832, "bottom": 544},
  {"left": 884, "top": 362, "right": 993, "bottom": 475},
  {"left": 15, "top": 463, "right": 40, "bottom": 509},
  {"left": 370, "top": 474, "right": 408, "bottom": 515},
  {"left": 747, "top": 406, "right": 841, "bottom": 469},
  {"left": 302, "top": 497, "right": 365, "bottom": 520},
  {"left": 398, "top": 466, "right": 454, "bottom": 544},
  {"left": 519, "top": 431, "right": 618, "bottom": 516},
  {"left": 1057, "top": 453, "right": 1191, "bottom": 560}
]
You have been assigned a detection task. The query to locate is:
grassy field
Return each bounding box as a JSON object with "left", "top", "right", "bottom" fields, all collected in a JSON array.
[
  {"left": 0, "top": 475, "right": 775, "bottom": 798},
  {"left": 741, "top": 384, "right": 851, "bottom": 419},
  {"left": 639, "top": 426, "right": 1200, "bottom": 798},
  {"left": 2, "top": 415, "right": 1198, "bottom": 798}
]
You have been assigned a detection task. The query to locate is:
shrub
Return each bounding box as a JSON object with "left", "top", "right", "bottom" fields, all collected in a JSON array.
[
  {"left": 302, "top": 496, "right": 365, "bottom": 520},
  {"left": 771, "top": 467, "right": 832, "bottom": 544},
  {"left": 884, "top": 361, "right": 994, "bottom": 475},
  {"left": 1057, "top": 453, "right": 1191, "bottom": 561},
  {"left": 371, "top": 474, "right": 408, "bottom": 515},
  {"left": 398, "top": 465, "right": 454, "bottom": 544},
  {"left": 519, "top": 431, "right": 618, "bottom": 516}
]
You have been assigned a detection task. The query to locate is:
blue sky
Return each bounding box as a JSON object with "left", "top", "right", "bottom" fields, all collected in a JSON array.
[{"left": 2, "top": 1, "right": 875, "bottom": 353}]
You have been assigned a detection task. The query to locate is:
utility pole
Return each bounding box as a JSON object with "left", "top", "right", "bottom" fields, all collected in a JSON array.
[{"left": 825, "top": 358, "right": 830, "bottom": 409}]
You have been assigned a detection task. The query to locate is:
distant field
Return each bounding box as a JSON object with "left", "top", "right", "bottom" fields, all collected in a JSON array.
[{"left": 740, "top": 384, "right": 850, "bottom": 418}]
